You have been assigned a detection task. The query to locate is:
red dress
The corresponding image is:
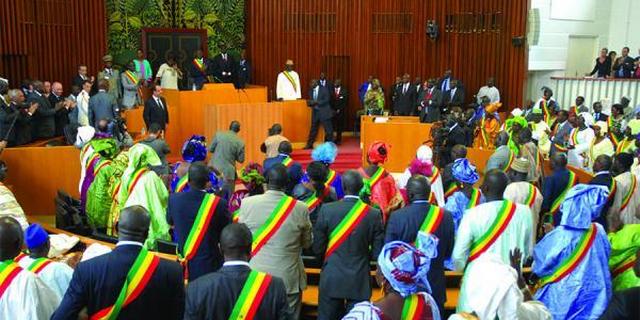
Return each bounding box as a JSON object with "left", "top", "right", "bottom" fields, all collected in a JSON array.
[{"left": 358, "top": 167, "right": 402, "bottom": 221}]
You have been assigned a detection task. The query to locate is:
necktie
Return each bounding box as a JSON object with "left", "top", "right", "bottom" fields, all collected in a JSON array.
[
  {"left": 335, "top": 88, "right": 339, "bottom": 97},
  {"left": 314, "top": 88, "right": 318, "bottom": 100},
  {"left": 156, "top": 98, "right": 163, "bottom": 109},
  {"left": 403, "top": 84, "right": 407, "bottom": 94}
]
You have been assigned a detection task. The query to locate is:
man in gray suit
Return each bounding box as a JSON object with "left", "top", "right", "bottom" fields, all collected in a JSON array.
[
  {"left": 121, "top": 61, "right": 141, "bottom": 109},
  {"left": 485, "top": 131, "right": 512, "bottom": 173},
  {"left": 88, "top": 79, "right": 118, "bottom": 128},
  {"left": 550, "top": 110, "right": 571, "bottom": 156},
  {"left": 208, "top": 121, "right": 245, "bottom": 197},
  {"left": 237, "top": 164, "right": 311, "bottom": 320}
]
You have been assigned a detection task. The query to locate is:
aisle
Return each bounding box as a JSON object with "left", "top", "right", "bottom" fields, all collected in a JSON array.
[{"left": 290, "top": 137, "right": 362, "bottom": 173}]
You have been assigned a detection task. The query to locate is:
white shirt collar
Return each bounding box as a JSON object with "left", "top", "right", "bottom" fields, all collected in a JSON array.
[
  {"left": 594, "top": 170, "right": 610, "bottom": 176},
  {"left": 223, "top": 260, "right": 251, "bottom": 267},
  {"left": 344, "top": 195, "right": 360, "bottom": 200},
  {"left": 0, "top": 95, "right": 6, "bottom": 105},
  {"left": 116, "top": 240, "right": 144, "bottom": 247},
  {"left": 34, "top": 90, "right": 42, "bottom": 97}
]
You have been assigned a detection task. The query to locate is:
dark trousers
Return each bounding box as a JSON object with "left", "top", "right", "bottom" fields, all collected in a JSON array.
[
  {"left": 307, "top": 117, "right": 333, "bottom": 146},
  {"left": 318, "top": 292, "right": 358, "bottom": 320},
  {"left": 333, "top": 109, "right": 345, "bottom": 143}
]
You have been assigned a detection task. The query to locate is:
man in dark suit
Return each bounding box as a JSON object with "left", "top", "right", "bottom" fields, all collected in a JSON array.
[
  {"left": 143, "top": 84, "right": 169, "bottom": 130},
  {"left": 438, "top": 69, "right": 453, "bottom": 93},
  {"left": 419, "top": 78, "right": 443, "bottom": 123},
  {"left": 393, "top": 73, "right": 417, "bottom": 116},
  {"left": 236, "top": 49, "right": 251, "bottom": 89},
  {"left": 263, "top": 141, "right": 303, "bottom": 195},
  {"left": 589, "top": 155, "right": 614, "bottom": 230},
  {"left": 185, "top": 223, "right": 288, "bottom": 320},
  {"left": 440, "top": 110, "right": 468, "bottom": 167},
  {"left": 312, "top": 170, "right": 384, "bottom": 319},
  {"left": 5, "top": 89, "right": 37, "bottom": 146},
  {"left": 167, "top": 162, "right": 230, "bottom": 281},
  {"left": 210, "top": 43, "right": 236, "bottom": 84},
  {"left": 613, "top": 47, "right": 636, "bottom": 78},
  {"left": 550, "top": 110, "right": 571, "bottom": 156},
  {"left": 541, "top": 153, "right": 577, "bottom": 225},
  {"left": 318, "top": 72, "right": 332, "bottom": 91},
  {"left": 444, "top": 79, "right": 465, "bottom": 112},
  {"left": 72, "top": 64, "right": 93, "bottom": 88},
  {"left": 49, "top": 82, "right": 72, "bottom": 136},
  {"left": 27, "top": 80, "right": 62, "bottom": 139},
  {"left": 592, "top": 101, "right": 608, "bottom": 122},
  {"left": 331, "top": 78, "right": 348, "bottom": 144},
  {"left": 304, "top": 79, "right": 334, "bottom": 149},
  {"left": 88, "top": 79, "right": 118, "bottom": 128},
  {"left": 52, "top": 205, "right": 184, "bottom": 320},
  {"left": 385, "top": 175, "right": 454, "bottom": 315}
]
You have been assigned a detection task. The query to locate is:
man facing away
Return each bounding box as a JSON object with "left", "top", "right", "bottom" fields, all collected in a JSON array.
[
  {"left": 237, "top": 164, "right": 312, "bottom": 319},
  {"left": 209, "top": 120, "right": 245, "bottom": 197},
  {"left": 541, "top": 153, "right": 579, "bottom": 226},
  {"left": 52, "top": 206, "right": 184, "bottom": 319},
  {"left": 0, "top": 217, "right": 59, "bottom": 320},
  {"left": 312, "top": 170, "right": 384, "bottom": 319},
  {"left": 167, "top": 162, "right": 230, "bottom": 282},
  {"left": 384, "top": 175, "right": 454, "bottom": 315},
  {"left": 589, "top": 154, "right": 616, "bottom": 229},
  {"left": 263, "top": 141, "right": 303, "bottom": 195},
  {"left": 88, "top": 79, "right": 118, "bottom": 128},
  {"left": 261, "top": 123, "right": 289, "bottom": 158},
  {"left": 276, "top": 59, "right": 301, "bottom": 101},
  {"left": 185, "top": 223, "right": 288, "bottom": 319},
  {"left": 141, "top": 123, "right": 171, "bottom": 175}
]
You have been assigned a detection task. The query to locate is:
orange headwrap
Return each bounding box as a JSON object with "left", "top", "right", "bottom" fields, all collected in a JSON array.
[{"left": 367, "top": 141, "right": 390, "bottom": 164}]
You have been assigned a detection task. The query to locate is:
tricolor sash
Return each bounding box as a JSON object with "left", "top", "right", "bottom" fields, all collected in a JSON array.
[
  {"left": 611, "top": 255, "right": 637, "bottom": 279},
  {"left": 416, "top": 206, "right": 444, "bottom": 245},
  {"left": 27, "top": 257, "right": 53, "bottom": 274},
  {"left": 620, "top": 175, "right": 636, "bottom": 212},
  {"left": 542, "top": 99, "right": 552, "bottom": 125},
  {"left": 304, "top": 193, "right": 322, "bottom": 212},
  {"left": 283, "top": 71, "right": 298, "bottom": 92},
  {"left": 502, "top": 150, "right": 515, "bottom": 172},
  {"left": 281, "top": 156, "right": 293, "bottom": 168},
  {"left": 366, "top": 166, "right": 385, "bottom": 190},
  {"left": 90, "top": 248, "right": 160, "bottom": 320},
  {"left": 228, "top": 270, "right": 273, "bottom": 320},
  {"left": 466, "top": 188, "right": 482, "bottom": 209},
  {"left": 13, "top": 252, "right": 27, "bottom": 263},
  {"left": 0, "top": 261, "right": 22, "bottom": 299},
  {"left": 569, "top": 129, "right": 579, "bottom": 145},
  {"left": 429, "top": 168, "right": 440, "bottom": 185},
  {"left": 547, "top": 171, "right": 577, "bottom": 219},
  {"left": 80, "top": 143, "right": 92, "bottom": 162},
  {"left": 607, "top": 178, "right": 617, "bottom": 202},
  {"left": 192, "top": 58, "right": 206, "bottom": 74},
  {"left": 468, "top": 201, "right": 517, "bottom": 262},
  {"left": 251, "top": 196, "right": 297, "bottom": 256},
  {"left": 174, "top": 174, "right": 189, "bottom": 193},
  {"left": 179, "top": 194, "right": 220, "bottom": 262},
  {"left": 94, "top": 160, "right": 111, "bottom": 176},
  {"left": 444, "top": 183, "right": 460, "bottom": 199},
  {"left": 538, "top": 224, "right": 597, "bottom": 287},
  {"left": 123, "top": 70, "right": 138, "bottom": 84},
  {"left": 616, "top": 138, "right": 634, "bottom": 154},
  {"left": 232, "top": 209, "right": 240, "bottom": 223},
  {"left": 401, "top": 293, "right": 427, "bottom": 320},
  {"left": 524, "top": 184, "right": 538, "bottom": 208},
  {"left": 325, "top": 200, "right": 370, "bottom": 259},
  {"left": 427, "top": 192, "right": 436, "bottom": 204},
  {"left": 127, "top": 168, "right": 148, "bottom": 194},
  {"left": 87, "top": 153, "right": 101, "bottom": 172},
  {"left": 480, "top": 117, "right": 489, "bottom": 147},
  {"left": 325, "top": 169, "right": 337, "bottom": 188}
]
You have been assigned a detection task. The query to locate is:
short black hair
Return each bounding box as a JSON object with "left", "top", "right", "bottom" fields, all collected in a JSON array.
[
  {"left": 266, "top": 164, "right": 289, "bottom": 189},
  {"left": 220, "top": 223, "right": 252, "bottom": 256},
  {"left": 342, "top": 170, "right": 364, "bottom": 195},
  {"left": 307, "top": 161, "right": 328, "bottom": 184},
  {"left": 148, "top": 123, "right": 162, "bottom": 134},
  {"left": 278, "top": 141, "right": 293, "bottom": 154},
  {"left": 81, "top": 80, "right": 92, "bottom": 87},
  {"left": 188, "top": 162, "right": 210, "bottom": 189},
  {"left": 612, "top": 104, "right": 624, "bottom": 113},
  {"left": 230, "top": 121, "right": 241, "bottom": 132}
]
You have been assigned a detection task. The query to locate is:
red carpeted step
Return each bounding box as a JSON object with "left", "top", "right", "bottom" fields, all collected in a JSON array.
[{"left": 291, "top": 137, "right": 362, "bottom": 173}]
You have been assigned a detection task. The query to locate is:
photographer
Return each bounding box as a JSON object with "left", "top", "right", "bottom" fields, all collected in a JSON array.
[
  {"left": 96, "top": 117, "right": 132, "bottom": 149},
  {"left": 4, "top": 89, "right": 39, "bottom": 146}
]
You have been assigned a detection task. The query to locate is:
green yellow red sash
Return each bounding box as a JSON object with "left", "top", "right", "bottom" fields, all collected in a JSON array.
[
  {"left": 427, "top": 192, "right": 436, "bottom": 204},
  {"left": 0, "top": 261, "right": 22, "bottom": 299},
  {"left": 325, "top": 169, "right": 337, "bottom": 188},
  {"left": 87, "top": 153, "right": 100, "bottom": 172},
  {"left": 325, "top": 200, "right": 370, "bottom": 259},
  {"left": 466, "top": 188, "right": 482, "bottom": 209},
  {"left": 232, "top": 209, "right": 240, "bottom": 223},
  {"left": 304, "top": 193, "right": 322, "bottom": 212},
  {"left": 179, "top": 194, "right": 220, "bottom": 262},
  {"left": 367, "top": 166, "right": 385, "bottom": 189},
  {"left": 426, "top": 168, "right": 441, "bottom": 204},
  {"left": 524, "top": 184, "right": 538, "bottom": 208},
  {"left": 127, "top": 168, "right": 148, "bottom": 194},
  {"left": 611, "top": 255, "right": 637, "bottom": 279},
  {"left": 175, "top": 174, "right": 189, "bottom": 193},
  {"left": 480, "top": 117, "right": 489, "bottom": 147},
  {"left": 94, "top": 160, "right": 111, "bottom": 176},
  {"left": 192, "top": 58, "right": 206, "bottom": 73},
  {"left": 569, "top": 128, "right": 579, "bottom": 145},
  {"left": 80, "top": 143, "right": 92, "bottom": 161},
  {"left": 607, "top": 178, "right": 617, "bottom": 202},
  {"left": 620, "top": 175, "right": 636, "bottom": 212},
  {"left": 123, "top": 70, "right": 138, "bottom": 84},
  {"left": 542, "top": 99, "right": 552, "bottom": 125},
  {"left": 281, "top": 156, "right": 293, "bottom": 168},
  {"left": 416, "top": 206, "right": 444, "bottom": 245},
  {"left": 251, "top": 196, "right": 297, "bottom": 256},
  {"left": 90, "top": 248, "right": 160, "bottom": 320},
  {"left": 616, "top": 138, "right": 634, "bottom": 154},
  {"left": 401, "top": 293, "right": 427, "bottom": 320},
  {"left": 283, "top": 71, "right": 298, "bottom": 92},
  {"left": 27, "top": 257, "right": 53, "bottom": 274},
  {"left": 538, "top": 224, "right": 597, "bottom": 287},
  {"left": 502, "top": 150, "right": 515, "bottom": 172},
  {"left": 444, "top": 183, "right": 460, "bottom": 199},
  {"left": 13, "top": 252, "right": 27, "bottom": 263},
  {"left": 468, "top": 201, "right": 517, "bottom": 262},
  {"left": 547, "top": 171, "right": 577, "bottom": 219},
  {"left": 228, "top": 270, "right": 273, "bottom": 320}
]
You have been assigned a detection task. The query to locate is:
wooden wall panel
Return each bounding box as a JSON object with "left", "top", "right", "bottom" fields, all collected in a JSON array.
[
  {"left": 0, "top": 0, "right": 106, "bottom": 91},
  {"left": 246, "top": 0, "right": 528, "bottom": 128}
]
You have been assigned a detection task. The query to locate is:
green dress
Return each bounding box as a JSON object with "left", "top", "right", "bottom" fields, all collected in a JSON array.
[
  {"left": 608, "top": 224, "right": 640, "bottom": 291},
  {"left": 86, "top": 151, "right": 127, "bottom": 230}
]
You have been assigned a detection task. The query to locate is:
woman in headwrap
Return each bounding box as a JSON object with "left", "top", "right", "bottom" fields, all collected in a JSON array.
[
  {"left": 171, "top": 135, "right": 208, "bottom": 193},
  {"left": 79, "top": 135, "right": 118, "bottom": 214},
  {"left": 397, "top": 145, "right": 445, "bottom": 207},
  {"left": 444, "top": 158, "right": 484, "bottom": 233},
  {"left": 343, "top": 233, "right": 441, "bottom": 320},
  {"left": 364, "top": 79, "right": 385, "bottom": 116},
  {"left": 530, "top": 109, "right": 552, "bottom": 158},
  {"left": 77, "top": 126, "right": 96, "bottom": 193},
  {"left": 533, "top": 184, "right": 612, "bottom": 320},
  {"left": 473, "top": 102, "right": 501, "bottom": 149},
  {"left": 106, "top": 151, "right": 130, "bottom": 236},
  {"left": 567, "top": 112, "right": 595, "bottom": 171},
  {"left": 116, "top": 143, "right": 171, "bottom": 249},
  {"left": 311, "top": 142, "right": 343, "bottom": 199},
  {"left": 293, "top": 161, "right": 337, "bottom": 224},
  {"left": 84, "top": 137, "right": 122, "bottom": 231},
  {"left": 228, "top": 162, "right": 265, "bottom": 216},
  {"left": 616, "top": 122, "right": 639, "bottom": 155},
  {"left": 607, "top": 212, "right": 640, "bottom": 291},
  {"left": 588, "top": 121, "right": 614, "bottom": 171},
  {"left": 359, "top": 141, "right": 402, "bottom": 220},
  {"left": 504, "top": 115, "right": 528, "bottom": 154},
  {"left": 609, "top": 103, "right": 626, "bottom": 148}
]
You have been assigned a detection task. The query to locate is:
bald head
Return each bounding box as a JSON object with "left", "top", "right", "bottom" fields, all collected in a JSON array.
[
  {"left": 0, "top": 217, "right": 23, "bottom": 260},
  {"left": 481, "top": 169, "right": 510, "bottom": 200},
  {"left": 117, "top": 206, "right": 150, "bottom": 242},
  {"left": 496, "top": 132, "right": 509, "bottom": 147},
  {"left": 593, "top": 154, "right": 612, "bottom": 173},
  {"left": 407, "top": 175, "right": 431, "bottom": 202},
  {"left": 342, "top": 170, "right": 364, "bottom": 196},
  {"left": 220, "top": 223, "right": 253, "bottom": 261}
]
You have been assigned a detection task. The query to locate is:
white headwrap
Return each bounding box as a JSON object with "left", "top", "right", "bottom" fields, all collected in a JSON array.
[
  {"left": 578, "top": 112, "right": 594, "bottom": 128},
  {"left": 416, "top": 145, "right": 433, "bottom": 161}
]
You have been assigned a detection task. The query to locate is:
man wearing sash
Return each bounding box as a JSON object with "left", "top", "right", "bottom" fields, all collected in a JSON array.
[
  {"left": 168, "top": 162, "right": 230, "bottom": 281},
  {"left": 484, "top": 132, "right": 513, "bottom": 173},
  {"left": 185, "top": 223, "right": 288, "bottom": 319},
  {"left": 0, "top": 217, "right": 59, "bottom": 319},
  {"left": 504, "top": 158, "right": 543, "bottom": 241},
  {"left": 276, "top": 60, "right": 301, "bottom": 101},
  {"left": 567, "top": 112, "right": 596, "bottom": 171},
  {"left": 16, "top": 224, "right": 73, "bottom": 300},
  {"left": 209, "top": 121, "right": 246, "bottom": 197},
  {"left": 442, "top": 144, "right": 467, "bottom": 195},
  {"left": 589, "top": 154, "right": 616, "bottom": 229},
  {"left": 121, "top": 61, "right": 141, "bottom": 109},
  {"left": 187, "top": 50, "right": 209, "bottom": 90},
  {"left": 610, "top": 152, "right": 640, "bottom": 224},
  {"left": 607, "top": 214, "right": 640, "bottom": 291},
  {"left": 452, "top": 170, "right": 534, "bottom": 312},
  {"left": 53, "top": 206, "right": 184, "bottom": 320},
  {"left": 533, "top": 185, "right": 611, "bottom": 319},
  {"left": 312, "top": 170, "right": 384, "bottom": 319},
  {"left": 237, "top": 164, "right": 311, "bottom": 319},
  {"left": 444, "top": 158, "right": 485, "bottom": 233},
  {"left": 541, "top": 153, "right": 579, "bottom": 226},
  {"left": 385, "top": 175, "right": 454, "bottom": 315},
  {"left": 263, "top": 141, "right": 303, "bottom": 194}
]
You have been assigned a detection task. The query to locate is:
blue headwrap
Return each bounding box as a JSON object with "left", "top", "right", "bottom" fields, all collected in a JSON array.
[
  {"left": 25, "top": 223, "right": 48, "bottom": 249},
  {"left": 181, "top": 135, "right": 207, "bottom": 163},
  {"left": 311, "top": 142, "right": 338, "bottom": 164},
  {"left": 452, "top": 158, "right": 479, "bottom": 184},
  {"left": 560, "top": 184, "right": 609, "bottom": 229},
  {"left": 378, "top": 232, "right": 438, "bottom": 297}
]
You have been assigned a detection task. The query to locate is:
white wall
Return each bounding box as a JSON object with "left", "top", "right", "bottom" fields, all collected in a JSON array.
[{"left": 608, "top": 0, "right": 640, "bottom": 54}]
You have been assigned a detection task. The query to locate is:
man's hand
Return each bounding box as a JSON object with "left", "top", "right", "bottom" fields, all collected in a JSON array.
[
  {"left": 543, "top": 222, "right": 554, "bottom": 234},
  {"left": 509, "top": 248, "right": 523, "bottom": 274},
  {"left": 28, "top": 102, "right": 39, "bottom": 114},
  {"left": 0, "top": 140, "right": 7, "bottom": 152}
]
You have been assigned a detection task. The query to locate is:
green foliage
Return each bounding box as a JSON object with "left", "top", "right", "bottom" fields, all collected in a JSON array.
[{"left": 106, "top": 0, "right": 245, "bottom": 62}]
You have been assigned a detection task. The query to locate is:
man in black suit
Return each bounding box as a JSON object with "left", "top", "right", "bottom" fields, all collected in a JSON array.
[
  {"left": 419, "top": 78, "right": 444, "bottom": 123},
  {"left": 52, "top": 206, "right": 184, "bottom": 320},
  {"left": 304, "top": 79, "right": 334, "bottom": 149},
  {"left": 72, "top": 64, "right": 93, "bottom": 88},
  {"left": 592, "top": 101, "right": 608, "bottom": 122},
  {"left": 440, "top": 110, "right": 468, "bottom": 167},
  {"left": 27, "top": 80, "right": 62, "bottom": 139},
  {"left": 312, "top": 170, "right": 384, "bottom": 319},
  {"left": 143, "top": 84, "right": 169, "bottom": 130},
  {"left": 185, "top": 223, "right": 288, "bottom": 320},
  {"left": 393, "top": 73, "right": 417, "bottom": 116},
  {"left": 236, "top": 49, "right": 251, "bottom": 89},
  {"left": 331, "top": 78, "right": 348, "bottom": 145},
  {"left": 588, "top": 154, "right": 615, "bottom": 230},
  {"left": 210, "top": 42, "right": 236, "bottom": 84},
  {"left": 444, "top": 79, "right": 465, "bottom": 112},
  {"left": 167, "top": 162, "right": 231, "bottom": 281},
  {"left": 318, "top": 72, "right": 332, "bottom": 91},
  {"left": 613, "top": 47, "right": 636, "bottom": 78},
  {"left": 5, "top": 89, "right": 37, "bottom": 146},
  {"left": 50, "top": 82, "right": 73, "bottom": 136},
  {"left": 384, "top": 175, "right": 454, "bottom": 315}
]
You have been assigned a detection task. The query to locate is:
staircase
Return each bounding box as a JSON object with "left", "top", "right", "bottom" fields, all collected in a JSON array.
[{"left": 290, "top": 137, "right": 363, "bottom": 173}]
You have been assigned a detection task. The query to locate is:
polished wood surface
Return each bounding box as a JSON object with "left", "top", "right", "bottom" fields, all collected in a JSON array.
[{"left": 246, "top": 0, "right": 528, "bottom": 129}]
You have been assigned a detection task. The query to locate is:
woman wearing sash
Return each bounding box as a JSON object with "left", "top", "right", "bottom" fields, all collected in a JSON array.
[
  {"left": 228, "top": 163, "right": 265, "bottom": 215},
  {"left": 171, "top": 135, "right": 208, "bottom": 193},
  {"left": 343, "top": 233, "right": 441, "bottom": 320},
  {"left": 84, "top": 137, "right": 121, "bottom": 231},
  {"left": 587, "top": 121, "right": 615, "bottom": 171},
  {"left": 533, "top": 184, "right": 612, "bottom": 320},
  {"left": 359, "top": 142, "right": 402, "bottom": 221},
  {"left": 397, "top": 145, "right": 445, "bottom": 207},
  {"left": 607, "top": 217, "right": 640, "bottom": 291},
  {"left": 567, "top": 113, "right": 595, "bottom": 171},
  {"left": 473, "top": 102, "right": 500, "bottom": 150},
  {"left": 609, "top": 104, "right": 626, "bottom": 148},
  {"left": 293, "top": 161, "right": 337, "bottom": 224},
  {"left": 444, "top": 158, "right": 484, "bottom": 233},
  {"left": 311, "top": 142, "right": 344, "bottom": 199},
  {"left": 79, "top": 135, "right": 117, "bottom": 216},
  {"left": 364, "top": 79, "right": 385, "bottom": 115}
]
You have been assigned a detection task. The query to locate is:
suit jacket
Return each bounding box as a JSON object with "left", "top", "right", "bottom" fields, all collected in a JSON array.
[
  {"left": 442, "top": 124, "right": 468, "bottom": 165},
  {"left": 143, "top": 96, "right": 169, "bottom": 129},
  {"left": 485, "top": 145, "right": 512, "bottom": 173},
  {"left": 52, "top": 244, "right": 184, "bottom": 320},
  {"left": 588, "top": 172, "right": 614, "bottom": 229},
  {"left": 312, "top": 197, "right": 384, "bottom": 300},
  {"left": 550, "top": 121, "right": 572, "bottom": 154},
  {"left": 0, "top": 99, "right": 19, "bottom": 144},
  {"left": 541, "top": 168, "right": 575, "bottom": 221},
  {"left": 444, "top": 87, "right": 465, "bottom": 109},
  {"left": 97, "top": 68, "right": 121, "bottom": 101},
  {"left": 394, "top": 83, "right": 417, "bottom": 115},
  {"left": 236, "top": 59, "right": 251, "bottom": 88},
  {"left": 419, "top": 87, "right": 443, "bottom": 123},
  {"left": 167, "top": 189, "right": 230, "bottom": 281},
  {"left": 263, "top": 154, "right": 303, "bottom": 195},
  {"left": 613, "top": 56, "right": 636, "bottom": 78},
  {"left": 318, "top": 79, "right": 333, "bottom": 92},
  {"left": 238, "top": 190, "right": 312, "bottom": 294},
  {"left": 210, "top": 53, "right": 236, "bottom": 83},
  {"left": 121, "top": 72, "right": 140, "bottom": 108},
  {"left": 187, "top": 58, "right": 210, "bottom": 83},
  {"left": 72, "top": 74, "right": 89, "bottom": 88},
  {"left": 88, "top": 91, "right": 118, "bottom": 128},
  {"left": 27, "top": 91, "right": 56, "bottom": 139},
  {"left": 184, "top": 264, "right": 288, "bottom": 320},
  {"left": 331, "top": 86, "right": 349, "bottom": 112},
  {"left": 593, "top": 112, "right": 609, "bottom": 123},
  {"left": 208, "top": 130, "right": 245, "bottom": 181},
  {"left": 308, "top": 86, "right": 333, "bottom": 121},
  {"left": 49, "top": 93, "right": 69, "bottom": 136},
  {"left": 385, "top": 202, "right": 455, "bottom": 313},
  {"left": 7, "top": 102, "right": 33, "bottom": 146}
]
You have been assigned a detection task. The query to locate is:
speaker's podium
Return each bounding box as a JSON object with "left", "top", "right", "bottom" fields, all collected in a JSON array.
[{"left": 360, "top": 116, "right": 433, "bottom": 172}]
